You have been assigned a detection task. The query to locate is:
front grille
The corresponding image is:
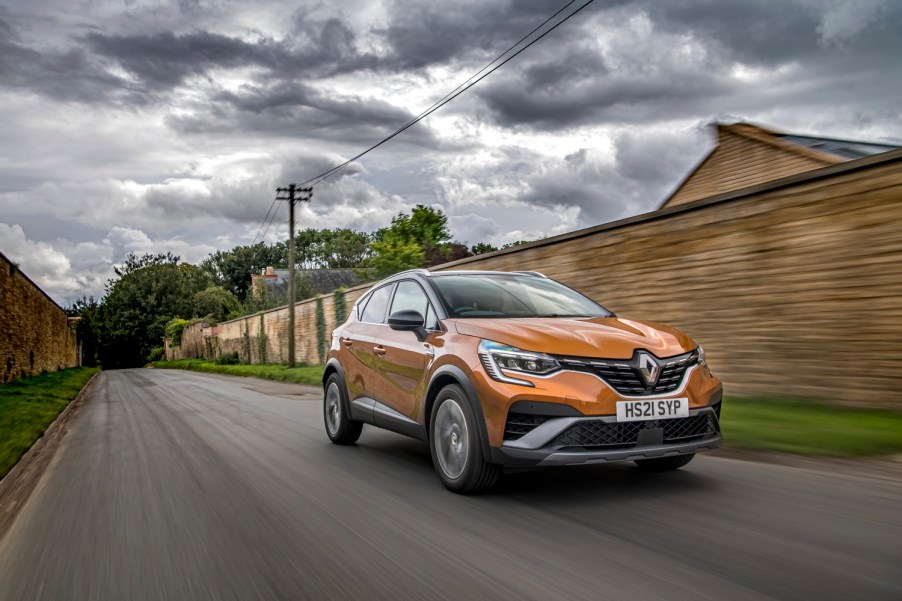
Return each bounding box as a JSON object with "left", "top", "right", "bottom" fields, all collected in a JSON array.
[
  {"left": 552, "top": 413, "right": 717, "bottom": 449},
  {"left": 556, "top": 349, "right": 698, "bottom": 396},
  {"left": 504, "top": 413, "right": 551, "bottom": 440}
]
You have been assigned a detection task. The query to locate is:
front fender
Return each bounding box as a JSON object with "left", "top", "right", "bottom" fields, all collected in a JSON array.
[{"left": 426, "top": 364, "right": 492, "bottom": 462}]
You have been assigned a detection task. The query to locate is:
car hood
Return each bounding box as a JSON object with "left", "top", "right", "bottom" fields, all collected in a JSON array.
[{"left": 451, "top": 317, "right": 695, "bottom": 359}]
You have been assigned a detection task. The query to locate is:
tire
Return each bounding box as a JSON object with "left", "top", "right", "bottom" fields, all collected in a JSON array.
[
  {"left": 429, "top": 384, "right": 500, "bottom": 494},
  {"left": 634, "top": 453, "right": 695, "bottom": 472},
  {"left": 323, "top": 373, "right": 363, "bottom": 445}
]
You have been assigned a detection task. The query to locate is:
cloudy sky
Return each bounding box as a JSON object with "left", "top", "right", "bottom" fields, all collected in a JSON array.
[{"left": 1, "top": 0, "right": 901, "bottom": 303}]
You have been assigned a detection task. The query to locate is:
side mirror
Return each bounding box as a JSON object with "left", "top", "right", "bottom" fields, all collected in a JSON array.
[{"left": 388, "top": 310, "right": 427, "bottom": 341}]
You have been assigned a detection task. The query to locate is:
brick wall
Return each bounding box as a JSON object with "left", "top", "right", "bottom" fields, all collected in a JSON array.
[
  {"left": 167, "top": 150, "right": 902, "bottom": 407},
  {"left": 0, "top": 252, "right": 79, "bottom": 382}
]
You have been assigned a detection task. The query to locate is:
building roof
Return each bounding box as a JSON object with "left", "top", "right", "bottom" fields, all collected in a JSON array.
[
  {"left": 298, "top": 269, "right": 362, "bottom": 295},
  {"left": 253, "top": 267, "right": 362, "bottom": 297},
  {"left": 659, "top": 122, "right": 902, "bottom": 210},
  {"left": 774, "top": 134, "right": 901, "bottom": 160}
]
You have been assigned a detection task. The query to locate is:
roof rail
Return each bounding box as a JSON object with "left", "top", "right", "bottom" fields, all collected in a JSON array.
[
  {"left": 513, "top": 271, "right": 547, "bottom": 278},
  {"left": 394, "top": 268, "right": 431, "bottom": 277}
]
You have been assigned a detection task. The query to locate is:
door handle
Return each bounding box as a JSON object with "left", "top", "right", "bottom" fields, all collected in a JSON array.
[{"left": 373, "top": 345, "right": 387, "bottom": 356}]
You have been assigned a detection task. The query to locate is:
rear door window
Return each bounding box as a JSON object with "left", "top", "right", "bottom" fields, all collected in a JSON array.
[{"left": 389, "top": 280, "right": 429, "bottom": 316}]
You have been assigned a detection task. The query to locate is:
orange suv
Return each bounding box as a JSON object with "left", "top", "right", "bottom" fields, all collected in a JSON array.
[{"left": 323, "top": 270, "right": 722, "bottom": 493}]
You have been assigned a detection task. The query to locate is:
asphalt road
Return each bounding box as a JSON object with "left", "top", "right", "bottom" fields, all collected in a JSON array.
[{"left": 0, "top": 369, "right": 899, "bottom": 601}]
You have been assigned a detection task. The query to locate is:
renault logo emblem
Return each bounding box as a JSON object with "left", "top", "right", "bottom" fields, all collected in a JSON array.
[{"left": 637, "top": 352, "right": 660, "bottom": 387}]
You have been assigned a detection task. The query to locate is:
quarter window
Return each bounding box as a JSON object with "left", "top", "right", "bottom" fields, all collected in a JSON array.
[{"left": 424, "top": 303, "right": 438, "bottom": 330}]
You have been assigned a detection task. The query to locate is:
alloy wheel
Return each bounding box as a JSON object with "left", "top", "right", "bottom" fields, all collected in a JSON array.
[
  {"left": 434, "top": 398, "right": 469, "bottom": 480},
  {"left": 325, "top": 381, "right": 341, "bottom": 436}
]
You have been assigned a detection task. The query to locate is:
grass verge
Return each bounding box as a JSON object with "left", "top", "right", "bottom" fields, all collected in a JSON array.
[
  {"left": 0, "top": 367, "right": 99, "bottom": 479},
  {"left": 721, "top": 396, "right": 902, "bottom": 457},
  {"left": 150, "top": 359, "right": 325, "bottom": 387}
]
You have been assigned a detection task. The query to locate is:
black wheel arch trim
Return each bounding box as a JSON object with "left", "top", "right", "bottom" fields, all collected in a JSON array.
[
  {"left": 426, "top": 364, "right": 492, "bottom": 462},
  {"left": 323, "top": 359, "right": 355, "bottom": 418},
  {"left": 323, "top": 358, "right": 345, "bottom": 388}
]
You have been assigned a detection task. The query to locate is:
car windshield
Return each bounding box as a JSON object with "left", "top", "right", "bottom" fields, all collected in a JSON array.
[{"left": 431, "top": 273, "right": 613, "bottom": 318}]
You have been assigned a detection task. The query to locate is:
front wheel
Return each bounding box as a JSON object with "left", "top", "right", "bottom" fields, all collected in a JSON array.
[
  {"left": 429, "top": 384, "right": 500, "bottom": 494},
  {"left": 634, "top": 453, "right": 695, "bottom": 472},
  {"left": 323, "top": 374, "right": 362, "bottom": 445}
]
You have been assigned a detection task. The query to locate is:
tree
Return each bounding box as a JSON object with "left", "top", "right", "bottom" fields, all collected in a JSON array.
[
  {"left": 424, "top": 241, "right": 471, "bottom": 267},
  {"left": 295, "top": 228, "right": 372, "bottom": 269},
  {"left": 383, "top": 204, "right": 451, "bottom": 248},
  {"left": 193, "top": 286, "right": 240, "bottom": 321},
  {"left": 201, "top": 242, "right": 286, "bottom": 301},
  {"left": 99, "top": 253, "right": 212, "bottom": 368},
  {"left": 65, "top": 296, "right": 101, "bottom": 367},
  {"left": 368, "top": 205, "right": 462, "bottom": 276},
  {"left": 501, "top": 240, "right": 531, "bottom": 249},
  {"left": 471, "top": 242, "right": 498, "bottom": 255},
  {"left": 368, "top": 238, "right": 424, "bottom": 279}
]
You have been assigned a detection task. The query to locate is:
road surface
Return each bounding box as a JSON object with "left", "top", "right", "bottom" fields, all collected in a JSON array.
[{"left": 0, "top": 368, "right": 899, "bottom": 600}]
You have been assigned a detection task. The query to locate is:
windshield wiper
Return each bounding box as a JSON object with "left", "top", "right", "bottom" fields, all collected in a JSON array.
[{"left": 531, "top": 313, "right": 595, "bottom": 318}]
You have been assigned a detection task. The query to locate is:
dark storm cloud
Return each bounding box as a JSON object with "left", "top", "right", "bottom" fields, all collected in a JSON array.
[
  {"left": 84, "top": 16, "right": 381, "bottom": 92},
  {"left": 166, "top": 80, "right": 442, "bottom": 149},
  {"left": 518, "top": 129, "right": 704, "bottom": 225},
  {"left": 478, "top": 71, "right": 732, "bottom": 130},
  {"left": 377, "top": 0, "right": 556, "bottom": 69},
  {"left": 471, "top": 0, "right": 902, "bottom": 131},
  {"left": 84, "top": 30, "right": 258, "bottom": 89},
  {"left": 522, "top": 43, "right": 609, "bottom": 90},
  {"left": 640, "top": 0, "right": 821, "bottom": 66},
  {"left": 0, "top": 16, "right": 140, "bottom": 104}
]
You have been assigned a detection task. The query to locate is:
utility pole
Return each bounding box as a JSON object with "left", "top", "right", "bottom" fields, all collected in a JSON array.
[{"left": 276, "top": 184, "right": 313, "bottom": 367}]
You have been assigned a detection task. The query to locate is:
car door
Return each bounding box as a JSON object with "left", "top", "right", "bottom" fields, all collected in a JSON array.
[
  {"left": 341, "top": 283, "right": 395, "bottom": 401},
  {"left": 373, "top": 280, "right": 436, "bottom": 422}
]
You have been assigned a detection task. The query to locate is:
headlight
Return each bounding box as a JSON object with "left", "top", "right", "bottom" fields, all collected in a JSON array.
[{"left": 478, "top": 340, "right": 560, "bottom": 386}]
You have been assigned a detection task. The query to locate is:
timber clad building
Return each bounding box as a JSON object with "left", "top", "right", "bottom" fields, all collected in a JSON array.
[{"left": 663, "top": 122, "right": 900, "bottom": 208}]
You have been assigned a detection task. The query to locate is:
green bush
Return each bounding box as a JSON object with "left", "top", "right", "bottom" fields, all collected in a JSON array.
[
  {"left": 164, "top": 317, "right": 193, "bottom": 346},
  {"left": 215, "top": 352, "right": 241, "bottom": 365},
  {"left": 146, "top": 346, "right": 165, "bottom": 362}
]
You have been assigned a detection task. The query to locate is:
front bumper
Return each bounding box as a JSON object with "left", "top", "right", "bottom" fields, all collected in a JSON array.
[{"left": 489, "top": 407, "right": 721, "bottom": 467}]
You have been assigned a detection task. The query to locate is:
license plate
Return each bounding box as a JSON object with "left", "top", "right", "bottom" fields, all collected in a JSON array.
[{"left": 616, "top": 398, "right": 689, "bottom": 422}]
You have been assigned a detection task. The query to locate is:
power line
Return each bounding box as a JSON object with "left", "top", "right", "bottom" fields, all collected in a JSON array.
[
  {"left": 258, "top": 198, "right": 284, "bottom": 243},
  {"left": 300, "top": 0, "right": 596, "bottom": 188},
  {"left": 252, "top": 197, "right": 278, "bottom": 245}
]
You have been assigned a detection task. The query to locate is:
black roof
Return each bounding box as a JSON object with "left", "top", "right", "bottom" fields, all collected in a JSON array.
[{"left": 778, "top": 134, "right": 902, "bottom": 160}]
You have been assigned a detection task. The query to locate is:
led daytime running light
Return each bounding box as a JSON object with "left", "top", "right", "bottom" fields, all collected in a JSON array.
[{"left": 478, "top": 340, "right": 560, "bottom": 386}]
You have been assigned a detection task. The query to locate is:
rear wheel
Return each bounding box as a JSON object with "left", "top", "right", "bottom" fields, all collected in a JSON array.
[
  {"left": 634, "top": 453, "right": 695, "bottom": 471},
  {"left": 324, "top": 373, "right": 362, "bottom": 445},
  {"left": 429, "top": 384, "right": 499, "bottom": 494}
]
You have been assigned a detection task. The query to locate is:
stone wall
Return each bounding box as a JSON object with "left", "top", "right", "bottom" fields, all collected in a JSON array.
[
  {"left": 167, "top": 150, "right": 902, "bottom": 407},
  {"left": 167, "top": 288, "right": 366, "bottom": 367},
  {"left": 0, "top": 251, "right": 79, "bottom": 382}
]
